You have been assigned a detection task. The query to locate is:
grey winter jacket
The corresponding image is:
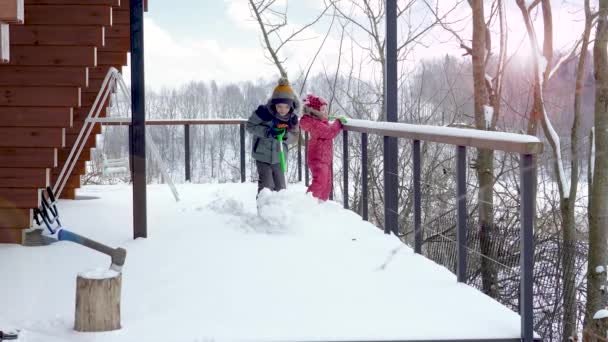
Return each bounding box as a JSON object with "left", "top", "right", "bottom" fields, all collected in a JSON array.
[{"left": 246, "top": 105, "right": 299, "bottom": 165}]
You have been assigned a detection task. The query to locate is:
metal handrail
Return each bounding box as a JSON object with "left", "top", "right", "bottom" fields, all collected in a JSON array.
[{"left": 53, "top": 67, "right": 120, "bottom": 198}]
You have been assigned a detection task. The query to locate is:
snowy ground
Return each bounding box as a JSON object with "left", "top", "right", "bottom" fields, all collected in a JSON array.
[{"left": 0, "top": 183, "right": 524, "bottom": 341}]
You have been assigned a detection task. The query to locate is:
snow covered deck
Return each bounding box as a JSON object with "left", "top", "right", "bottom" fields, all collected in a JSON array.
[{"left": 0, "top": 184, "right": 525, "bottom": 341}]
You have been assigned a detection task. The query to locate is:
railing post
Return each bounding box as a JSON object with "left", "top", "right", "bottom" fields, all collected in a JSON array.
[
  {"left": 384, "top": 0, "right": 399, "bottom": 235},
  {"left": 240, "top": 123, "right": 246, "bottom": 182},
  {"left": 361, "top": 132, "right": 368, "bottom": 221},
  {"left": 413, "top": 140, "right": 421, "bottom": 254},
  {"left": 343, "top": 130, "right": 349, "bottom": 209},
  {"left": 305, "top": 132, "right": 310, "bottom": 187},
  {"left": 456, "top": 145, "right": 467, "bottom": 282},
  {"left": 329, "top": 160, "right": 334, "bottom": 201},
  {"left": 130, "top": 0, "right": 146, "bottom": 239},
  {"left": 298, "top": 131, "right": 302, "bottom": 182},
  {"left": 520, "top": 153, "right": 535, "bottom": 342},
  {"left": 184, "top": 124, "right": 190, "bottom": 182}
]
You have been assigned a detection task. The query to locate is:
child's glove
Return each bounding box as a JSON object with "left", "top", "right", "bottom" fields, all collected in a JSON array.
[
  {"left": 268, "top": 127, "right": 285, "bottom": 138},
  {"left": 329, "top": 115, "right": 348, "bottom": 124}
]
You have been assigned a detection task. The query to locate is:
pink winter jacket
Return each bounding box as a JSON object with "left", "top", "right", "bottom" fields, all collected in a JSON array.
[{"left": 300, "top": 115, "right": 343, "bottom": 165}]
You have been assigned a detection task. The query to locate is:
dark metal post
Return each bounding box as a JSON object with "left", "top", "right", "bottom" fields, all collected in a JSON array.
[
  {"left": 305, "top": 132, "right": 310, "bottom": 186},
  {"left": 456, "top": 145, "right": 467, "bottom": 282},
  {"left": 361, "top": 132, "right": 368, "bottom": 221},
  {"left": 383, "top": 0, "right": 399, "bottom": 235},
  {"left": 343, "top": 130, "right": 349, "bottom": 209},
  {"left": 298, "top": 131, "right": 302, "bottom": 182},
  {"left": 240, "top": 123, "right": 246, "bottom": 182},
  {"left": 329, "top": 159, "right": 334, "bottom": 201},
  {"left": 413, "top": 140, "right": 421, "bottom": 254},
  {"left": 520, "top": 154, "right": 535, "bottom": 342},
  {"left": 184, "top": 124, "right": 190, "bottom": 182},
  {"left": 128, "top": 125, "right": 133, "bottom": 180},
  {"left": 130, "top": 0, "right": 146, "bottom": 239}
]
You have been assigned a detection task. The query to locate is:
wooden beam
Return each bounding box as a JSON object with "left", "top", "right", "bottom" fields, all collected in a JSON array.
[
  {"left": 67, "top": 122, "right": 101, "bottom": 135},
  {"left": 101, "top": 37, "right": 130, "bottom": 52},
  {"left": 81, "top": 91, "right": 111, "bottom": 107},
  {"left": 0, "top": 86, "right": 81, "bottom": 107},
  {"left": 65, "top": 133, "right": 96, "bottom": 147},
  {"left": 113, "top": 9, "right": 129, "bottom": 25},
  {"left": 89, "top": 65, "right": 122, "bottom": 78},
  {"left": 25, "top": 5, "right": 112, "bottom": 26},
  {"left": 105, "top": 24, "right": 129, "bottom": 38},
  {"left": 1, "top": 22, "right": 9, "bottom": 63},
  {"left": 53, "top": 159, "right": 85, "bottom": 177},
  {"left": 59, "top": 174, "right": 81, "bottom": 188},
  {"left": 60, "top": 187, "right": 76, "bottom": 199},
  {"left": 0, "top": 66, "right": 88, "bottom": 87},
  {"left": 0, "top": 228, "right": 25, "bottom": 244},
  {"left": 25, "top": 0, "right": 119, "bottom": 5},
  {"left": 9, "top": 46, "right": 96, "bottom": 66},
  {"left": 0, "top": 0, "right": 24, "bottom": 24},
  {"left": 0, "top": 127, "right": 65, "bottom": 147},
  {"left": 58, "top": 147, "right": 90, "bottom": 162},
  {"left": 11, "top": 25, "right": 104, "bottom": 46},
  {"left": 0, "top": 187, "right": 40, "bottom": 208},
  {"left": 0, "top": 208, "right": 31, "bottom": 229},
  {"left": 73, "top": 106, "right": 109, "bottom": 122},
  {"left": 0, "top": 107, "right": 72, "bottom": 127},
  {"left": 97, "top": 51, "right": 126, "bottom": 66},
  {"left": 0, "top": 168, "right": 49, "bottom": 188},
  {"left": 0, "top": 147, "right": 57, "bottom": 167}
]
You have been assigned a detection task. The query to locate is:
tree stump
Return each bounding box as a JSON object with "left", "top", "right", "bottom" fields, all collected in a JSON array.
[{"left": 74, "top": 269, "right": 122, "bottom": 332}]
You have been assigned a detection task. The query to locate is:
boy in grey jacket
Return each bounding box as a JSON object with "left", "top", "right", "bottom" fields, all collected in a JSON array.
[{"left": 246, "top": 77, "right": 299, "bottom": 194}]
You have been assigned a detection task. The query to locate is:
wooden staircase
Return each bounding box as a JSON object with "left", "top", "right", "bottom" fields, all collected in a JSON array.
[{"left": 0, "top": 0, "right": 144, "bottom": 243}]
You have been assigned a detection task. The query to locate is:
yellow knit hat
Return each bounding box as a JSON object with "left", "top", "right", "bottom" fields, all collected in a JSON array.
[{"left": 270, "top": 77, "right": 297, "bottom": 110}]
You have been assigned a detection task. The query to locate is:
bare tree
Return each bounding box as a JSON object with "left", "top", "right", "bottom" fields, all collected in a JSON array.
[
  {"left": 515, "top": 1, "right": 597, "bottom": 339},
  {"left": 586, "top": 0, "right": 608, "bottom": 339},
  {"left": 248, "top": 0, "right": 331, "bottom": 78}
]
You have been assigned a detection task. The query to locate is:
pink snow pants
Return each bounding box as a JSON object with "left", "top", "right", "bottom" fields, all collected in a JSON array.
[{"left": 307, "top": 162, "right": 332, "bottom": 201}]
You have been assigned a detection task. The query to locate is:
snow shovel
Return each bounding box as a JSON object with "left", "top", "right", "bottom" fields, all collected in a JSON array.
[{"left": 277, "top": 130, "right": 287, "bottom": 173}]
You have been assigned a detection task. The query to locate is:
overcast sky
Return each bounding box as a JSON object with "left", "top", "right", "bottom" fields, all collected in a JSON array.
[{"left": 125, "top": 0, "right": 588, "bottom": 91}]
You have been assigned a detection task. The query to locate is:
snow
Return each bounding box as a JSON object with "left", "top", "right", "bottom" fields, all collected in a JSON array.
[
  {"left": 484, "top": 105, "right": 494, "bottom": 129},
  {"left": 534, "top": 51, "right": 548, "bottom": 88},
  {"left": 594, "top": 309, "right": 608, "bottom": 320},
  {"left": 485, "top": 73, "right": 493, "bottom": 85},
  {"left": 542, "top": 107, "right": 571, "bottom": 197},
  {"left": 0, "top": 183, "right": 526, "bottom": 341},
  {"left": 596, "top": 265, "right": 605, "bottom": 274},
  {"left": 78, "top": 268, "right": 120, "bottom": 280},
  {"left": 344, "top": 119, "right": 541, "bottom": 153}
]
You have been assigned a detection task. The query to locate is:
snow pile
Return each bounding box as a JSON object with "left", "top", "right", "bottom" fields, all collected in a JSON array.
[
  {"left": 0, "top": 183, "right": 525, "bottom": 341},
  {"left": 78, "top": 268, "right": 120, "bottom": 280},
  {"left": 594, "top": 309, "right": 608, "bottom": 320}
]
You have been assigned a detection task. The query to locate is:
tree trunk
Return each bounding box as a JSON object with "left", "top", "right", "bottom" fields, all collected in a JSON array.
[
  {"left": 563, "top": 1, "right": 592, "bottom": 338},
  {"left": 561, "top": 197, "right": 577, "bottom": 339},
  {"left": 471, "top": 0, "right": 497, "bottom": 297},
  {"left": 586, "top": 0, "right": 608, "bottom": 339},
  {"left": 74, "top": 272, "right": 122, "bottom": 332}
]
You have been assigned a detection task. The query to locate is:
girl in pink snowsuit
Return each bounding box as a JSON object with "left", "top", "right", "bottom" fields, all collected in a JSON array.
[{"left": 300, "top": 94, "right": 344, "bottom": 201}]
